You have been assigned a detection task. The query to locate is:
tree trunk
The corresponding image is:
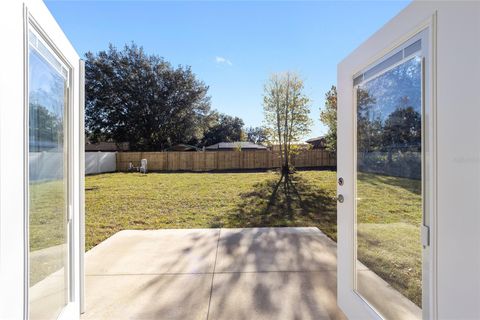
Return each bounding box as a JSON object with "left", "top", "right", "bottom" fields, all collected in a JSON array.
[{"left": 283, "top": 75, "right": 290, "bottom": 175}]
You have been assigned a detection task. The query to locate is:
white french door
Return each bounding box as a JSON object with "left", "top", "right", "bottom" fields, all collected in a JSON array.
[
  {"left": 27, "top": 23, "right": 73, "bottom": 320},
  {"left": 0, "top": 1, "right": 83, "bottom": 319},
  {"left": 337, "top": 3, "right": 436, "bottom": 320},
  {"left": 25, "top": 4, "right": 83, "bottom": 320},
  {"left": 338, "top": 2, "right": 480, "bottom": 318}
]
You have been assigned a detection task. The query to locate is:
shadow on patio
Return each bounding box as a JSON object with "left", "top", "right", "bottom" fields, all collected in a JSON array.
[{"left": 81, "top": 227, "right": 346, "bottom": 320}]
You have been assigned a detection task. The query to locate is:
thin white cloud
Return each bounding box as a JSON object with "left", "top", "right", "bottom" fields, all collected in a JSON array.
[{"left": 215, "top": 56, "right": 233, "bottom": 66}]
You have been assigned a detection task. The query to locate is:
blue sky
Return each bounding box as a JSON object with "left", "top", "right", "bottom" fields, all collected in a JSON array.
[{"left": 46, "top": 0, "right": 410, "bottom": 138}]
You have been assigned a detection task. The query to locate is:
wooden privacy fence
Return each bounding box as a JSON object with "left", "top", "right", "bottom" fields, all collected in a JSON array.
[{"left": 117, "top": 149, "right": 336, "bottom": 172}]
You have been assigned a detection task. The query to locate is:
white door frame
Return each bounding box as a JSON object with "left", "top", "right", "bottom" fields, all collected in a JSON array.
[
  {"left": 0, "top": 0, "right": 82, "bottom": 319},
  {"left": 338, "top": 1, "right": 480, "bottom": 319}
]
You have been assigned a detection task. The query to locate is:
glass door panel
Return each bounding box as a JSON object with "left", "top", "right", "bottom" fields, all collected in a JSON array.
[
  {"left": 355, "top": 52, "right": 423, "bottom": 317},
  {"left": 28, "top": 29, "right": 69, "bottom": 320}
]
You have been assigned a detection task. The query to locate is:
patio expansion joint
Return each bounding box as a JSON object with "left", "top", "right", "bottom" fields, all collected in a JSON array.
[
  {"left": 84, "top": 269, "right": 337, "bottom": 277},
  {"left": 206, "top": 228, "right": 222, "bottom": 320},
  {"left": 212, "top": 269, "right": 337, "bottom": 274},
  {"left": 85, "top": 272, "right": 215, "bottom": 276}
]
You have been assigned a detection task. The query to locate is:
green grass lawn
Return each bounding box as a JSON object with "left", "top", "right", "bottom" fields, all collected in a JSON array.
[
  {"left": 29, "top": 169, "right": 420, "bottom": 307},
  {"left": 357, "top": 172, "right": 422, "bottom": 307},
  {"left": 85, "top": 170, "right": 338, "bottom": 250},
  {"left": 29, "top": 180, "right": 66, "bottom": 285},
  {"left": 30, "top": 180, "right": 66, "bottom": 252}
]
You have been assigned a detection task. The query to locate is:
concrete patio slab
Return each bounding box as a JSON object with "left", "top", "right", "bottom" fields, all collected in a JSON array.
[
  {"left": 86, "top": 229, "right": 220, "bottom": 275},
  {"left": 357, "top": 264, "right": 422, "bottom": 319},
  {"left": 82, "top": 274, "right": 212, "bottom": 320},
  {"left": 208, "top": 271, "right": 346, "bottom": 320},
  {"left": 215, "top": 227, "right": 337, "bottom": 272},
  {"left": 82, "top": 227, "right": 346, "bottom": 320},
  {"left": 29, "top": 269, "right": 66, "bottom": 320}
]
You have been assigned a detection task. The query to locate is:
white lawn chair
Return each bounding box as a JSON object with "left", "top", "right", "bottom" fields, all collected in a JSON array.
[{"left": 140, "top": 159, "right": 148, "bottom": 174}]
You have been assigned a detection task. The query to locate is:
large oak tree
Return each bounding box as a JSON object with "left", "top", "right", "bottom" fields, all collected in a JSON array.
[
  {"left": 85, "top": 43, "right": 211, "bottom": 151},
  {"left": 201, "top": 112, "right": 245, "bottom": 146}
]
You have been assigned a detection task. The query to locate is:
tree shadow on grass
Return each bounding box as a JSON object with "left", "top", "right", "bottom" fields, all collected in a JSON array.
[
  {"left": 225, "top": 172, "right": 338, "bottom": 241},
  {"left": 358, "top": 172, "right": 421, "bottom": 195}
]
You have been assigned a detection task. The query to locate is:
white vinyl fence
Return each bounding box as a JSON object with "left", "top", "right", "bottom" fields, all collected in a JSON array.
[
  {"left": 29, "top": 151, "right": 116, "bottom": 181},
  {"left": 29, "top": 152, "right": 63, "bottom": 181},
  {"left": 85, "top": 152, "right": 116, "bottom": 175}
]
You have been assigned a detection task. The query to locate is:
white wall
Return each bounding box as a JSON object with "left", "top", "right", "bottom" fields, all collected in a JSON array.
[
  {"left": 434, "top": 3, "right": 480, "bottom": 318},
  {"left": 0, "top": 2, "right": 28, "bottom": 318},
  {"left": 85, "top": 152, "right": 116, "bottom": 175}
]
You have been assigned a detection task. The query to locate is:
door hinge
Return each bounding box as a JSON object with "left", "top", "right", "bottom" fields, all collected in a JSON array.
[{"left": 421, "top": 225, "right": 430, "bottom": 247}]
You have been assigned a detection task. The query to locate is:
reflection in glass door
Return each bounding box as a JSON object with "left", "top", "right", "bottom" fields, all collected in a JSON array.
[
  {"left": 354, "top": 35, "right": 425, "bottom": 319},
  {"left": 28, "top": 28, "right": 70, "bottom": 320}
]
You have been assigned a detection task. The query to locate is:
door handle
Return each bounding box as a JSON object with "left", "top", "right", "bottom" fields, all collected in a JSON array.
[{"left": 337, "top": 194, "right": 344, "bottom": 203}]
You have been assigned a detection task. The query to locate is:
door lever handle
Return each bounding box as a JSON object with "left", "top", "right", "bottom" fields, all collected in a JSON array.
[{"left": 337, "top": 194, "right": 344, "bottom": 203}]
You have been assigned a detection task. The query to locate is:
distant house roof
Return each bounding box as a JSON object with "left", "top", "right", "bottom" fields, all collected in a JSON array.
[
  {"left": 166, "top": 144, "right": 200, "bottom": 152},
  {"left": 205, "top": 141, "right": 267, "bottom": 150},
  {"left": 306, "top": 136, "right": 325, "bottom": 143},
  {"left": 305, "top": 136, "right": 327, "bottom": 149},
  {"left": 85, "top": 141, "right": 129, "bottom": 152}
]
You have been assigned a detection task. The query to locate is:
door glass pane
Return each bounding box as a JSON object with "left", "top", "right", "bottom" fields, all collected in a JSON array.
[
  {"left": 356, "top": 57, "right": 422, "bottom": 318},
  {"left": 28, "top": 41, "right": 68, "bottom": 319}
]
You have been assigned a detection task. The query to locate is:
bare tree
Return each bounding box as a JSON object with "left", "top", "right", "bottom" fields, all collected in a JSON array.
[{"left": 263, "top": 72, "right": 312, "bottom": 176}]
